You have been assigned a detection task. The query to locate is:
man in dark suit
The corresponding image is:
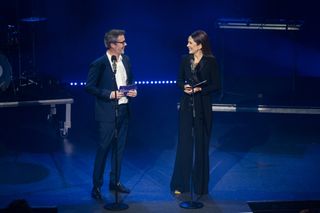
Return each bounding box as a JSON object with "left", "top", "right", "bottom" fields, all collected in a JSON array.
[{"left": 85, "top": 29, "right": 137, "bottom": 200}]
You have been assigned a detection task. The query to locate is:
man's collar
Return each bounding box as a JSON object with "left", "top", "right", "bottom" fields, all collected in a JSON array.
[{"left": 106, "top": 51, "right": 122, "bottom": 61}]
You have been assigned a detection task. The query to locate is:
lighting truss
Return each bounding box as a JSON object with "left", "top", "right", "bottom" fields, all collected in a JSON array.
[{"left": 216, "top": 18, "right": 303, "bottom": 31}]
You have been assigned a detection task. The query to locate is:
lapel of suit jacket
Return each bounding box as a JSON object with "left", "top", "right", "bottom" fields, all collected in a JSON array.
[
  {"left": 103, "top": 55, "right": 113, "bottom": 73},
  {"left": 101, "top": 55, "right": 118, "bottom": 89},
  {"left": 199, "top": 56, "right": 208, "bottom": 72},
  {"left": 121, "top": 55, "right": 131, "bottom": 84},
  {"left": 121, "top": 55, "right": 129, "bottom": 72}
]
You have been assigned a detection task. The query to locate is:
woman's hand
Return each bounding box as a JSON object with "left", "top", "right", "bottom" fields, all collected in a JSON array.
[
  {"left": 183, "top": 84, "right": 201, "bottom": 95},
  {"left": 184, "top": 84, "right": 192, "bottom": 94}
]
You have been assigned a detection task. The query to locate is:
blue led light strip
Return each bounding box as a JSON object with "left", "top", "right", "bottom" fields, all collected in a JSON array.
[{"left": 69, "top": 80, "right": 177, "bottom": 86}]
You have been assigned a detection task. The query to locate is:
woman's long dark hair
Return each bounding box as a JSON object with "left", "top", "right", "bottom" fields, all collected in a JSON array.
[{"left": 190, "top": 30, "right": 213, "bottom": 56}]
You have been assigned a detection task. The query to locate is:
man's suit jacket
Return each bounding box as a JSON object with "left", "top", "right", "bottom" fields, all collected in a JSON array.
[{"left": 85, "top": 54, "right": 133, "bottom": 122}]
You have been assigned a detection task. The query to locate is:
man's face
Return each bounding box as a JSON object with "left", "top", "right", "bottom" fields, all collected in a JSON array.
[{"left": 111, "top": 35, "right": 127, "bottom": 55}]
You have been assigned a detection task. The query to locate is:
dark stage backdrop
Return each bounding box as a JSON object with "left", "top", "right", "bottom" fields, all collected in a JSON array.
[
  {"left": 216, "top": 29, "right": 299, "bottom": 97},
  {"left": 1, "top": 0, "right": 320, "bottom": 97}
]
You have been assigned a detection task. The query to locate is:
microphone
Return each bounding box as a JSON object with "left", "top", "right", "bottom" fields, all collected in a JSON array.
[{"left": 111, "top": 55, "right": 117, "bottom": 74}]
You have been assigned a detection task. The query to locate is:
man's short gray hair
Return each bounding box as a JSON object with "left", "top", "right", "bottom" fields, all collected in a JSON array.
[{"left": 104, "top": 29, "right": 126, "bottom": 49}]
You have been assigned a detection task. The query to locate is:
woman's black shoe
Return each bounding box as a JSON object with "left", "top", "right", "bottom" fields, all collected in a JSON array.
[{"left": 109, "top": 182, "right": 131, "bottom": 194}]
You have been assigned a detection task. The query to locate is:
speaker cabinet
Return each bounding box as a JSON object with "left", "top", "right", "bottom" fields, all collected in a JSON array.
[{"left": 248, "top": 200, "right": 320, "bottom": 213}]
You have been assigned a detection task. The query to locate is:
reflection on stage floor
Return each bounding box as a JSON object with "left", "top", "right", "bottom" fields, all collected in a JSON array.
[{"left": 1, "top": 86, "right": 320, "bottom": 212}]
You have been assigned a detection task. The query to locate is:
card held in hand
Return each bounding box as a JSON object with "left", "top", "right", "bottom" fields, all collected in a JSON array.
[
  {"left": 119, "top": 84, "right": 137, "bottom": 96},
  {"left": 191, "top": 80, "right": 207, "bottom": 88}
]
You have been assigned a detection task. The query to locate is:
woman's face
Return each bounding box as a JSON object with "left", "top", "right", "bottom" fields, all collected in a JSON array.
[{"left": 187, "top": 36, "right": 202, "bottom": 55}]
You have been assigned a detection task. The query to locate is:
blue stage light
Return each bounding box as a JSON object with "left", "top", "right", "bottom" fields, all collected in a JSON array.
[{"left": 68, "top": 80, "right": 176, "bottom": 86}]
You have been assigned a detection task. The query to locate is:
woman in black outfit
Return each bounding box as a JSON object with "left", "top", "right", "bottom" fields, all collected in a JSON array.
[{"left": 170, "top": 30, "right": 220, "bottom": 195}]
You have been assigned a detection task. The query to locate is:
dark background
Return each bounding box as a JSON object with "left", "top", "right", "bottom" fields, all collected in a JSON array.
[
  {"left": 1, "top": 0, "right": 320, "bottom": 148},
  {"left": 1, "top": 0, "right": 320, "bottom": 94},
  {"left": 1, "top": 2, "right": 320, "bottom": 211}
]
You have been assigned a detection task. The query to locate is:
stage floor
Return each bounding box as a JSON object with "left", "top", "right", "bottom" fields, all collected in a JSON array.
[{"left": 1, "top": 87, "right": 320, "bottom": 212}]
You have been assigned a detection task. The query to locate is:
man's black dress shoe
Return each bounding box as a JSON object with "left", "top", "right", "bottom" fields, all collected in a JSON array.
[
  {"left": 109, "top": 182, "right": 131, "bottom": 194},
  {"left": 91, "top": 187, "right": 102, "bottom": 200}
]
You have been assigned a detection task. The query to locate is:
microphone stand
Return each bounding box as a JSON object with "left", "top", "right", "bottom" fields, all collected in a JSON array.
[
  {"left": 104, "top": 60, "right": 129, "bottom": 211},
  {"left": 180, "top": 78, "right": 203, "bottom": 209}
]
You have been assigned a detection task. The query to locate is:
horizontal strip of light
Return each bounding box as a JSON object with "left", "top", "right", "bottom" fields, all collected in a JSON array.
[
  {"left": 69, "top": 80, "right": 177, "bottom": 86},
  {"left": 216, "top": 18, "right": 303, "bottom": 31},
  {"left": 218, "top": 25, "right": 301, "bottom": 31}
]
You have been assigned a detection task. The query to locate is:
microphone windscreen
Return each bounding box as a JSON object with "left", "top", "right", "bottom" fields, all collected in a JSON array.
[{"left": 111, "top": 55, "right": 117, "bottom": 62}]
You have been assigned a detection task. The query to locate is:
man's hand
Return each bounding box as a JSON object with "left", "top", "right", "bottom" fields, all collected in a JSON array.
[
  {"left": 126, "top": 89, "right": 137, "bottom": 97},
  {"left": 110, "top": 91, "right": 125, "bottom": 99}
]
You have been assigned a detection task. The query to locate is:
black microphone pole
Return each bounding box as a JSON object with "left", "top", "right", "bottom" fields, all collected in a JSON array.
[
  {"left": 104, "top": 55, "right": 129, "bottom": 211},
  {"left": 179, "top": 59, "right": 204, "bottom": 209}
]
